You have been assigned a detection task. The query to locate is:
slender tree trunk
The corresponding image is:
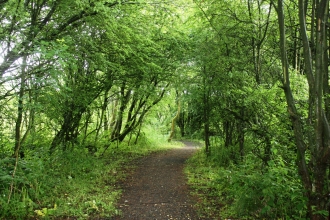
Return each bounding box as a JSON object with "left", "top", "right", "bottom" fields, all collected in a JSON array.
[
  {"left": 50, "top": 107, "right": 85, "bottom": 152},
  {"left": 177, "top": 101, "right": 185, "bottom": 137},
  {"left": 9, "top": 55, "right": 27, "bottom": 204},
  {"left": 202, "top": 66, "right": 210, "bottom": 154},
  {"left": 14, "top": 56, "right": 27, "bottom": 157},
  {"left": 276, "top": 0, "right": 313, "bottom": 217},
  {"left": 94, "top": 91, "right": 109, "bottom": 144},
  {"left": 224, "top": 120, "right": 233, "bottom": 148},
  {"left": 312, "top": 1, "right": 330, "bottom": 218},
  {"left": 238, "top": 108, "right": 245, "bottom": 158},
  {"left": 134, "top": 119, "right": 143, "bottom": 145},
  {"left": 82, "top": 108, "right": 91, "bottom": 146},
  {"left": 110, "top": 99, "right": 118, "bottom": 130},
  {"left": 203, "top": 105, "right": 210, "bottom": 155},
  {"left": 179, "top": 110, "right": 185, "bottom": 137},
  {"left": 20, "top": 84, "right": 36, "bottom": 147},
  {"left": 110, "top": 86, "right": 128, "bottom": 141},
  {"left": 248, "top": 0, "right": 272, "bottom": 84},
  {"left": 277, "top": 0, "right": 312, "bottom": 190},
  {"left": 277, "top": 0, "right": 330, "bottom": 218}
]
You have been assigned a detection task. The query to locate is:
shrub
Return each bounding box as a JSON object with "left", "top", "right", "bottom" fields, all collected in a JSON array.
[{"left": 186, "top": 148, "right": 308, "bottom": 219}]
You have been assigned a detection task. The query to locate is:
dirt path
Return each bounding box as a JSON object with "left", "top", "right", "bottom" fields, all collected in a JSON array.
[{"left": 113, "top": 141, "right": 202, "bottom": 220}]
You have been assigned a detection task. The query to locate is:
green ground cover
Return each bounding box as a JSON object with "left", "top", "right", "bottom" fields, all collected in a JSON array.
[{"left": 0, "top": 132, "right": 181, "bottom": 219}]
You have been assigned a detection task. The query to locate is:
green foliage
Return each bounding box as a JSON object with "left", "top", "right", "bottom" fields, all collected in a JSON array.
[
  {"left": 1, "top": 0, "right": 326, "bottom": 218},
  {"left": 228, "top": 154, "right": 307, "bottom": 219},
  {"left": 186, "top": 147, "right": 308, "bottom": 219},
  {"left": 40, "top": 150, "right": 121, "bottom": 218},
  {"left": 181, "top": 1, "right": 315, "bottom": 217},
  {"left": 0, "top": 129, "right": 176, "bottom": 219},
  {"left": 0, "top": 157, "right": 45, "bottom": 219}
]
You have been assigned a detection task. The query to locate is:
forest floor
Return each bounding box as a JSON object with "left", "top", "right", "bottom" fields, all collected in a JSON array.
[{"left": 112, "top": 140, "right": 205, "bottom": 220}]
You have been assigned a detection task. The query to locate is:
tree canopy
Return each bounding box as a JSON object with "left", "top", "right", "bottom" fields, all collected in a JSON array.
[{"left": 1, "top": 0, "right": 330, "bottom": 219}]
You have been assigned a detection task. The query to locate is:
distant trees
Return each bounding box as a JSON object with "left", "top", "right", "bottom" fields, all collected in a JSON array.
[{"left": 183, "top": 0, "right": 280, "bottom": 160}]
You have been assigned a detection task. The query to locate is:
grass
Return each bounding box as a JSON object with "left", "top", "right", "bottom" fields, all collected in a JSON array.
[
  {"left": 0, "top": 131, "right": 182, "bottom": 219},
  {"left": 184, "top": 148, "right": 226, "bottom": 219}
]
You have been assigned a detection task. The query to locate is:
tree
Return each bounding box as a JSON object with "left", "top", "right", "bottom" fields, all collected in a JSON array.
[
  {"left": 275, "top": 0, "right": 330, "bottom": 218},
  {"left": 184, "top": 1, "right": 328, "bottom": 217}
]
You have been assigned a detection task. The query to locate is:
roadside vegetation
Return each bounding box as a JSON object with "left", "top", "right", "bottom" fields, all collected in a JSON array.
[
  {"left": 185, "top": 143, "right": 307, "bottom": 219},
  {"left": 1, "top": 128, "right": 180, "bottom": 219}
]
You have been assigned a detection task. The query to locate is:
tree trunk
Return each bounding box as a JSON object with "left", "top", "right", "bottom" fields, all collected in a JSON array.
[
  {"left": 224, "top": 120, "right": 233, "bottom": 148},
  {"left": 177, "top": 104, "right": 185, "bottom": 137},
  {"left": 50, "top": 106, "right": 85, "bottom": 152},
  {"left": 276, "top": 0, "right": 313, "bottom": 216},
  {"left": 202, "top": 66, "right": 210, "bottom": 154},
  {"left": 277, "top": 0, "right": 330, "bottom": 218},
  {"left": 14, "top": 56, "right": 27, "bottom": 157},
  {"left": 134, "top": 119, "right": 143, "bottom": 145},
  {"left": 82, "top": 108, "right": 92, "bottom": 146},
  {"left": 311, "top": 0, "right": 330, "bottom": 218},
  {"left": 110, "top": 85, "right": 130, "bottom": 141},
  {"left": 20, "top": 82, "right": 36, "bottom": 147},
  {"left": 238, "top": 108, "right": 245, "bottom": 158},
  {"left": 94, "top": 91, "right": 109, "bottom": 144}
]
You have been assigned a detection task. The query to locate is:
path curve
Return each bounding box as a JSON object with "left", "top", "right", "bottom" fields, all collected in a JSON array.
[{"left": 113, "top": 141, "right": 202, "bottom": 220}]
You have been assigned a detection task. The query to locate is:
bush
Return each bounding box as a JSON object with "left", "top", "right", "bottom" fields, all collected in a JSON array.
[
  {"left": 185, "top": 148, "right": 308, "bottom": 219},
  {"left": 227, "top": 153, "right": 307, "bottom": 219},
  {"left": 0, "top": 157, "right": 45, "bottom": 219}
]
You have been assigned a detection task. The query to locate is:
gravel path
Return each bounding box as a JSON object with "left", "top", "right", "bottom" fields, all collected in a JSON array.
[{"left": 113, "top": 141, "right": 202, "bottom": 220}]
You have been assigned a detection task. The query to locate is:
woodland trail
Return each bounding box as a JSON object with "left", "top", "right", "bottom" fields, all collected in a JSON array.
[{"left": 113, "top": 141, "right": 203, "bottom": 220}]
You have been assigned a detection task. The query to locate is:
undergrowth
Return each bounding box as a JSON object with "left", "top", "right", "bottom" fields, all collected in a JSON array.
[
  {"left": 0, "top": 131, "right": 179, "bottom": 219},
  {"left": 185, "top": 145, "right": 308, "bottom": 219}
]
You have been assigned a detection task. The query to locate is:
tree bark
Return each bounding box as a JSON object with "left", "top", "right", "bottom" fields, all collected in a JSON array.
[
  {"left": 94, "top": 90, "right": 110, "bottom": 144},
  {"left": 276, "top": 0, "right": 313, "bottom": 216},
  {"left": 110, "top": 84, "right": 130, "bottom": 141},
  {"left": 14, "top": 55, "right": 27, "bottom": 157},
  {"left": 276, "top": 0, "right": 330, "bottom": 218},
  {"left": 202, "top": 66, "right": 210, "bottom": 154}
]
